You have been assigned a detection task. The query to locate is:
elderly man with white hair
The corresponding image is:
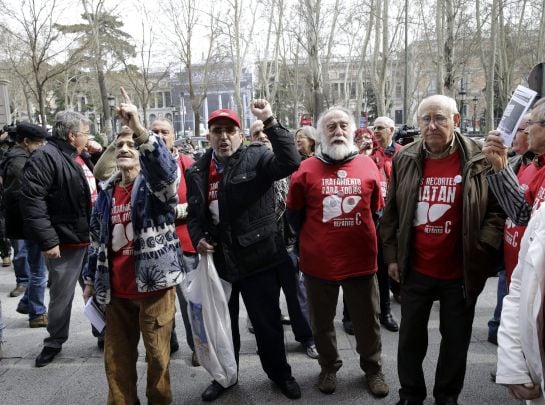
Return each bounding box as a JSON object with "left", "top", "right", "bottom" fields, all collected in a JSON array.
[
  {"left": 371, "top": 116, "right": 403, "bottom": 332},
  {"left": 286, "top": 106, "right": 389, "bottom": 398},
  {"left": 380, "top": 94, "right": 504, "bottom": 405}
]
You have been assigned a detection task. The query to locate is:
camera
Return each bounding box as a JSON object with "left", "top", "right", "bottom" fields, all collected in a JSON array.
[
  {"left": 0, "top": 125, "right": 17, "bottom": 145},
  {"left": 395, "top": 125, "right": 421, "bottom": 146}
]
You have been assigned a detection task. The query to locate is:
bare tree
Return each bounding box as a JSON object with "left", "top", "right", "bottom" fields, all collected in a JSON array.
[
  {"left": 162, "top": 0, "right": 219, "bottom": 136},
  {"left": 120, "top": 8, "right": 172, "bottom": 129},
  {"left": 0, "top": 0, "right": 85, "bottom": 127}
]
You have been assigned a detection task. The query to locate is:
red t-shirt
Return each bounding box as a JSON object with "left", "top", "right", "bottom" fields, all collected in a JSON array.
[
  {"left": 109, "top": 183, "right": 163, "bottom": 299},
  {"left": 411, "top": 151, "right": 464, "bottom": 279},
  {"left": 175, "top": 154, "right": 196, "bottom": 254},
  {"left": 523, "top": 155, "right": 545, "bottom": 213},
  {"left": 287, "top": 155, "right": 384, "bottom": 281},
  {"left": 370, "top": 143, "right": 402, "bottom": 199},
  {"left": 503, "top": 162, "right": 534, "bottom": 285},
  {"left": 208, "top": 159, "right": 221, "bottom": 225}
]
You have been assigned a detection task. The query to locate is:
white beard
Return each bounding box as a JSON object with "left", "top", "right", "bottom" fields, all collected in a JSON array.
[{"left": 321, "top": 138, "right": 358, "bottom": 161}]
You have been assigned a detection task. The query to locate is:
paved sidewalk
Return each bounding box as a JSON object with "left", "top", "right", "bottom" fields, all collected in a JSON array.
[{"left": 0, "top": 264, "right": 511, "bottom": 404}]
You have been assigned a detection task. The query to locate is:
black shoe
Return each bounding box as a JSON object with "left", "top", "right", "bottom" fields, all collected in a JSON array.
[
  {"left": 343, "top": 320, "right": 354, "bottom": 335},
  {"left": 280, "top": 314, "right": 291, "bottom": 325},
  {"left": 201, "top": 381, "right": 230, "bottom": 402},
  {"left": 396, "top": 400, "right": 423, "bottom": 405},
  {"left": 277, "top": 377, "right": 301, "bottom": 399},
  {"left": 380, "top": 313, "right": 399, "bottom": 332},
  {"left": 170, "top": 339, "right": 179, "bottom": 354},
  {"left": 16, "top": 303, "right": 29, "bottom": 315},
  {"left": 435, "top": 397, "right": 458, "bottom": 405},
  {"left": 97, "top": 338, "right": 105, "bottom": 351},
  {"left": 490, "top": 371, "right": 496, "bottom": 383},
  {"left": 487, "top": 334, "right": 498, "bottom": 345},
  {"left": 35, "top": 346, "right": 61, "bottom": 367}
]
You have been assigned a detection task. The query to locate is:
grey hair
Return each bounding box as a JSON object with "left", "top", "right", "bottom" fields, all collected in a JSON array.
[
  {"left": 52, "top": 111, "right": 90, "bottom": 140},
  {"left": 417, "top": 94, "right": 459, "bottom": 117},
  {"left": 151, "top": 117, "right": 174, "bottom": 132},
  {"left": 374, "top": 116, "right": 395, "bottom": 129},
  {"left": 316, "top": 106, "right": 356, "bottom": 144}
]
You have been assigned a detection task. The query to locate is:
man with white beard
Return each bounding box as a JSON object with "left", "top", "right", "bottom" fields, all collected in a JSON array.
[{"left": 286, "top": 106, "right": 389, "bottom": 398}]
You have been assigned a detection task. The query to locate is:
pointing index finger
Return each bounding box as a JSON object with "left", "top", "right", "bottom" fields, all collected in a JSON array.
[{"left": 120, "top": 87, "right": 131, "bottom": 104}]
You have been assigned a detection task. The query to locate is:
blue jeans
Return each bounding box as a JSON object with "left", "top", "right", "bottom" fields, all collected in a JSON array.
[
  {"left": 11, "top": 239, "right": 29, "bottom": 285},
  {"left": 488, "top": 269, "right": 507, "bottom": 339},
  {"left": 17, "top": 240, "right": 48, "bottom": 319},
  {"left": 175, "top": 253, "right": 199, "bottom": 351}
]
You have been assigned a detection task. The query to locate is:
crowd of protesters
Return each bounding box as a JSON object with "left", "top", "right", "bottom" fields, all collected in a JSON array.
[{"left": 3, "top": 87, "right": 545, "bottom": 405}]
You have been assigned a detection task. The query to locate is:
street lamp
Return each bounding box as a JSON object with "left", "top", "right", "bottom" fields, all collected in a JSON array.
[
  {"left": 472, "top": 96, "right": 478, "bottom": 134},
  {"left": 458, "top": 86, "right": 466, "bottom": 134},
  {"left": 107, "top": 94, "right": 116, "bottom": 140}
]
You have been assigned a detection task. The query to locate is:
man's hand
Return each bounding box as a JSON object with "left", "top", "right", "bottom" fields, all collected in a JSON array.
[
  {"left": 86, "top": 140, "right": 103, "bottom": 154},
  {"left": 506, "top": 383, "right": 541, "bottom": 400},
  {"left": 196, "top": 238, "right": 215, "bottom": 255},
  {"left": 83, "top": 284, "right": 95, "bottom": 304},
  {"left": 482, "top": 130, "right": 508, "bottom": 172},
  {"left": 116, "top": 87, "right": 147, "bottom": 136},
  {"left": 250, "top": 99, "right": 273, "bottom": 122},
  {"left": 388, "top": 262, "right": 400, "bottom": 283},
  {"left": 43, "top": 245, "right": 61, "bottom": 259}
]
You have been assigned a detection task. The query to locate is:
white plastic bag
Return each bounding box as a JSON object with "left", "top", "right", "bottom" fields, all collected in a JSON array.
[{"left": 182, "top": 252, "right": 237, "bottom": 388}]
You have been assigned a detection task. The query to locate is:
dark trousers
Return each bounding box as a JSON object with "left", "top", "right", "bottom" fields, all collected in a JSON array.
[
  {"left": 488, "top": 269, "right": 507, "bottom": 339},
  {"left": 398, "top": 271, "right": 475, "bottom": 403},
  {"left": 305, "top": 273, "right": 382, "bottom": 374},
  {"left": 228, "top": 265, "right": 293, "bottom": 384},
  {"left": 376, "top": 241, "right": 391, "bottom": 315},
  {"left": 278, "top": 254, "right": 313, "bottom": 346}
]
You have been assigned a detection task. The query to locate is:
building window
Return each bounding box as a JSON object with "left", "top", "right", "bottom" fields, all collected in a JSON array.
[
  {"left": 156, "top": 92, "right": 164, "bottom": 109},
  {"left": 165, "top": 92, "right": 171, "bottom": 107}
]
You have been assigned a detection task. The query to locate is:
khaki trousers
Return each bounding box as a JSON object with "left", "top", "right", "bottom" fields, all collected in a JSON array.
[{"left": 104, "top": 288, "right": 175, "bottom": 405}]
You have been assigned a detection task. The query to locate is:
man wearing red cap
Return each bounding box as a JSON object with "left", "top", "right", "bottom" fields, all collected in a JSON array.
[{"left": 186, "top": 100, "right": 302, "bottom": 401}]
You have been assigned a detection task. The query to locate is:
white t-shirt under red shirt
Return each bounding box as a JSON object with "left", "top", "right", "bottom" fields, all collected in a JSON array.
[
  {"left": 411, "top": 150, "right": 464, "bottom": 279},
  {"left": 287, "top": 155, "right": 384, "bottom": 281}
]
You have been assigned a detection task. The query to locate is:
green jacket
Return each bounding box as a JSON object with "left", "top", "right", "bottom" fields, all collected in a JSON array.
[{"left": 380, "top": 133, "right": 505, "bottom": 304}]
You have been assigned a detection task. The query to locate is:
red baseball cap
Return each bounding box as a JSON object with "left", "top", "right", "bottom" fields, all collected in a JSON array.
[{"left": 208, "top": 109, "right": 241, "bottom": 128}]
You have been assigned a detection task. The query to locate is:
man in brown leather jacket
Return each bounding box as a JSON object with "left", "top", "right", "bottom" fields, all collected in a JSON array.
[{"left": 380, "top": 94, "right": 504, "bottom": 405}]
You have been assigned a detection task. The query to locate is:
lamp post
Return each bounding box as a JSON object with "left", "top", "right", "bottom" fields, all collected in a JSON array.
[
  {"left": 472, "top": 96, "right": 478, "bottom": 134},
  {"left": 180, "top": 92, "right": 185, "bottom": 137},
  {"left": 107, "top": 94, "right": 116, "bottom": 141},
  {"left": 458, "top": 86, "right": 466, "bottom": 134}
]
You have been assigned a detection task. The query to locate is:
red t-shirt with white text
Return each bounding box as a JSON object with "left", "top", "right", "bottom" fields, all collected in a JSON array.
[
  {"left": 503, "top": 162, "right": 534, "bottom": 284},
  {"left": 208, "top": 159, "right": 221, "bottom": 225},
  {"left": 287, "top": 155, "right": 384, "bottom": 281},
  {"left": 411, "top": 151, "right": 463, "bottom": 279},
  {"left": 109, "top": 183, "right": 163, "bottom": 299}
]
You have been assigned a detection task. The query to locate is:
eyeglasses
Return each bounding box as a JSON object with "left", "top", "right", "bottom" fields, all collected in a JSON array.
[
  {"left": 210, "top": 126, "right": 239, "bottom": 136},
  {"left": 152, "top": 129, "right": 171, "bottom": 135},
  {"left": 526, "top": 119, "right": 545, "bottom": 127},
  {"left": 419, "top": 115, "right": 450, "bottom": 127},
  {"left": 76, "top": 131, "right": 90, "bottom": 137}
]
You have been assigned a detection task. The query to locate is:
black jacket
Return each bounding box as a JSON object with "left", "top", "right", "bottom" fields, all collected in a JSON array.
[
  {"left": 21, "top": 137, "right": 93, "bottom": 250},
  {"left": 186, "top": 122, "right": 300, "bottom": 281},
  {"left": 1, "top": 144, "right": 29, "bottom": 239}
]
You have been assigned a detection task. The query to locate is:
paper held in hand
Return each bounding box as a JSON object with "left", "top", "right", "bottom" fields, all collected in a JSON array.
[
  {"left": 83, "top": 297, "right": 106, "bottom": 333},
  {"left": 498, "top": 85, "right": 538, "bottom": 146}
]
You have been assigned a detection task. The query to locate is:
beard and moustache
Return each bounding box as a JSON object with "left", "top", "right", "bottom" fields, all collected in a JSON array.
[{"left": 320, "top": 134, "right": 359, "bottom": 161}]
